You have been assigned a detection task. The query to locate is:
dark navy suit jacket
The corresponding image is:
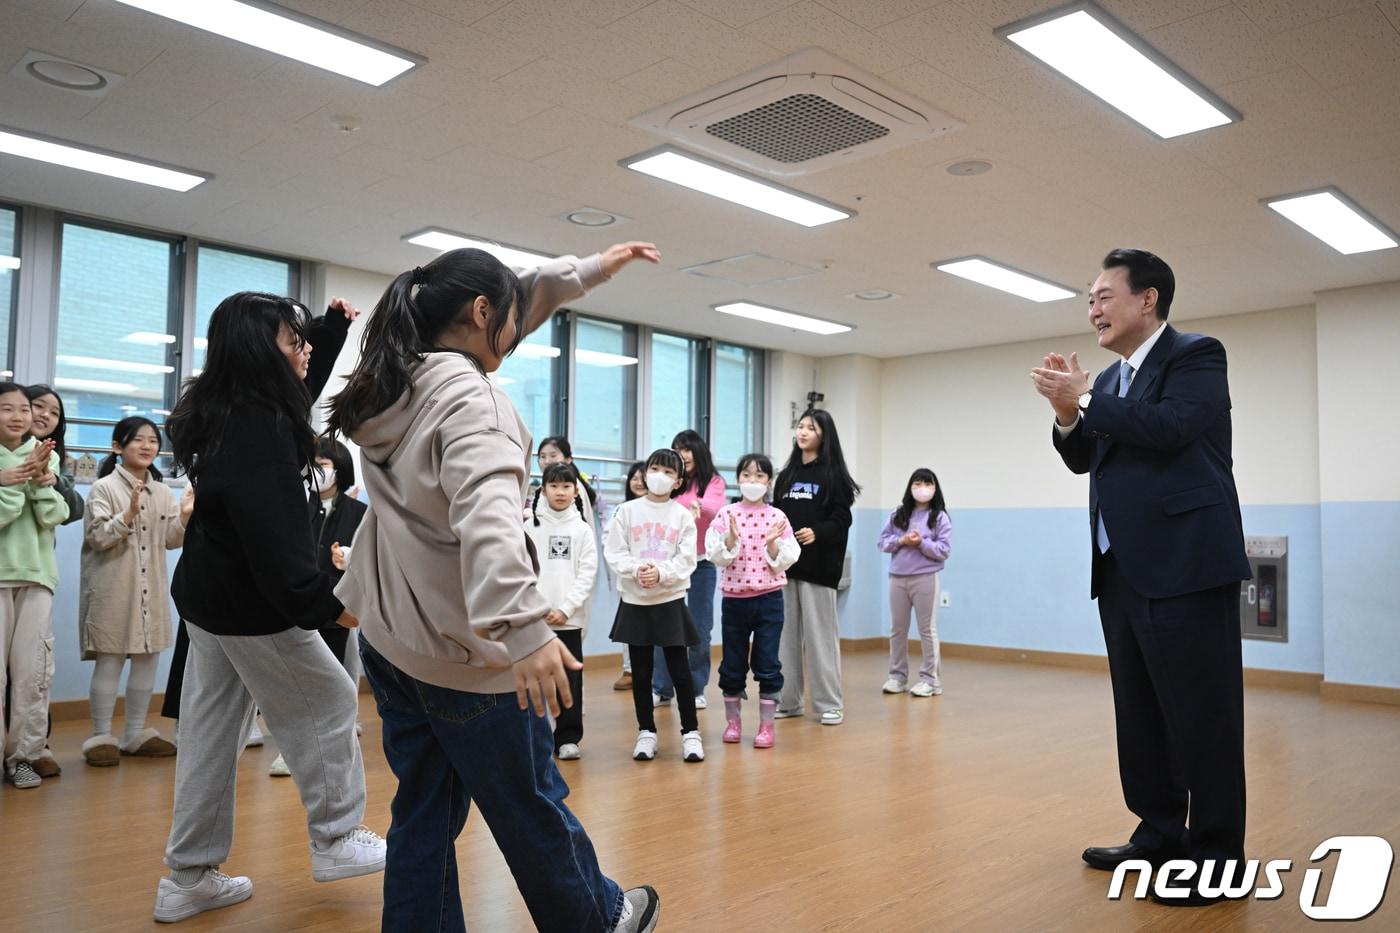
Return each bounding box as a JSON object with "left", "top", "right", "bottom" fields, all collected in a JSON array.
[{"left": 1052, "top": 324, "right": 1252, "bottom": 600}]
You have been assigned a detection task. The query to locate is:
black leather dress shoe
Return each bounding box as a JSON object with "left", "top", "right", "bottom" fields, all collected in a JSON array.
[{"left": 1082, "top": 843, "right": 1178, "bottom": 871}]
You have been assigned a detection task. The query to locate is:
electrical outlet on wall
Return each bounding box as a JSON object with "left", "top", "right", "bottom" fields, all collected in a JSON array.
[{"left": 940, "top": 590, "right": 951, "bottom": 608}]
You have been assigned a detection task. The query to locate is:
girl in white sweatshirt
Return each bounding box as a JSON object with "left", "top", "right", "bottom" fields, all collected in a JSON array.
[
  {"left": 604, "top": 448, "right": 701, "bottom": 763},
  {"left": 526, "top": 463, "right": 597, "bottom": 760}
]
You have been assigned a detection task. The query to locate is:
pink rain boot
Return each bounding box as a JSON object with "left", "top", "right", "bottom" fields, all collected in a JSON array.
[
  {"left": 722, "top": 695, "right": 742, "bottom": 743},
  {"left": 754, "top": 698, "right": 777, "bottom": 748}
]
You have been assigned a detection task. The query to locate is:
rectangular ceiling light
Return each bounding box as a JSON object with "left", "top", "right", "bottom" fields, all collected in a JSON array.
[
  {"left": 403, "top": 228, "right": 555, "bottom": 270},
  {"left": 1264, "top": 189, "right": 1398, "bottom": 255},
  {"left": 110, "top": 0, "right": 422, "bottom": 87},
  {"left": 934, "top": 257, "right": 1078, "bottom": 302},
  {"left": 996, "top": 2, "right": 1239, "bottom": 139},
  {"left": 0, "top": 126, "right": 208, "bottom": 191},
  {"left": 621, "top": 148, "right": 853, "bottom": 227},
  {"left": 714, "top": 301, "right": 853, "bottom": 335}
]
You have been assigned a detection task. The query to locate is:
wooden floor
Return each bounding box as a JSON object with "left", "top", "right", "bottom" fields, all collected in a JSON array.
[{"left": 3, "top": 648, "right": 1398, "bottom": 932}]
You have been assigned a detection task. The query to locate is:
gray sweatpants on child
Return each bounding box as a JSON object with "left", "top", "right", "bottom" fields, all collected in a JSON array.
[
  {"left": 778, "top": 580, "right": 844, "bottom": 715},
  {"left": 164, "top": 623, "right": 365, "bottom": 880}
]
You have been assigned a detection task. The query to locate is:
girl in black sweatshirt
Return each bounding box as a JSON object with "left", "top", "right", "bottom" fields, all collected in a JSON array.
[{"left": 773, "top": 409, "right": 860, "bottom": 726}]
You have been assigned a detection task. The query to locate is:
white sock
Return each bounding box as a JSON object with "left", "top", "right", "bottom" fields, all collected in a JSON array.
[
  {"left": 89, "top": 654, "right": 124, "bottom": 736},
  {"left": 122, "top": 653, "right": 159, "bottom": 743}
]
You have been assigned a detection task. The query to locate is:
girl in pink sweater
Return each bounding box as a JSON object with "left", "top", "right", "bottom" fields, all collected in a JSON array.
[{"left": 704, "top": 454, "right": 799, "bottom": 748}]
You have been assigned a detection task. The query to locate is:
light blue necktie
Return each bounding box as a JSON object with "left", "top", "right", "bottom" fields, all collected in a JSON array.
[{"left": 1096, "top": 361, "right": 1134, "bottom": 553}]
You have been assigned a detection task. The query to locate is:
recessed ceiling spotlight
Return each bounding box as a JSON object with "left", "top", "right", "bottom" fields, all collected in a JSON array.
[
  {"left": 852, "top": 289, "right": 898, "bottom": 301},
  {"left": 946, "top": 160, "right": 993, "bottom": 177},
  {"left": 565, "top": 208, "right": 619, "bottom": 227},
  {"left": 27, "top": 59, "right": 106, "bottom": 91},
  {"left": 329, "top": 114, "right": 361, "bottom": 134}
]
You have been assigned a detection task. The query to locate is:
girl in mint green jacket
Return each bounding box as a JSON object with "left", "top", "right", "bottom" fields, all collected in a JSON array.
[{"left": 0, "top": 382, "right": 70, "bottom": 789}]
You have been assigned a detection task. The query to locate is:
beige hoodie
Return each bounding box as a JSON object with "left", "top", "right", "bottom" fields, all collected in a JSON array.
[{"left": 337, "top": 255, "right": 607, "bottom": 693}]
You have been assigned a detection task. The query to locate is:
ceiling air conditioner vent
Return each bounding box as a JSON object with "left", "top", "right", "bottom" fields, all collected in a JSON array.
[{"left": 630, "top": 48, "right": 963, "bottom": 177}]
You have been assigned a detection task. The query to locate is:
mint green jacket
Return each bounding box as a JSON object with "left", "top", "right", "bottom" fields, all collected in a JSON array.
[{"left": 0, "top": 438, "right": 71, "bottom": 591}]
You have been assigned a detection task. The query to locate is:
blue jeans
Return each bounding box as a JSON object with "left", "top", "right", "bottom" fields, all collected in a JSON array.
[
  {"left": 717, "top": 590, "right": 785, "bottom": 697},
  {"left": 359, "top": 639, "right": 623, "bottom": 933},
  {"left": 653, "top": 558, "right": 716, "bottom": 698}
]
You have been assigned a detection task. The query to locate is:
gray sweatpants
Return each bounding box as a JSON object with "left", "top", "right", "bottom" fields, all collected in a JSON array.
[
  {"left": 164, "top": 623, "right": 365, "bottom": 877},
  {"left": 778, "top": 579, "right": 844, "bottom": 715},
  {"left": 889, "top": 573, "right": 940, "bottom": 686},
  {"left": 1, "top": 585, "right": 54, "bottom": 769}
]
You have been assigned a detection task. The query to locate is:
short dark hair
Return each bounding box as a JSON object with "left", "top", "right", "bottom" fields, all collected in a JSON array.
[
  {"left": 315, "top": 436, "right": 355, "bottom": 489},
  {"left": 1102, "top": 248, "right": 1174, "bottom": 321}
]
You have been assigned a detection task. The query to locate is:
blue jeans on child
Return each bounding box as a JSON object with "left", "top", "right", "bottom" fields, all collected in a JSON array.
[
  {"left": 359, "top": 638, "right": 623, "bottom": 933},
  {"left": 717, "top": 589, "right": 785, "bottom": 697},
  {"left": 653, "top": 558, "right": 716, "bottom": 699}
]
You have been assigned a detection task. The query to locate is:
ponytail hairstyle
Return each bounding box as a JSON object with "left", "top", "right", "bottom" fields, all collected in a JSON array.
[
  {"left": 671, "top": 428, "right": 717, "bottom": 498},
  {"left": 644, "top": 448, "right": 687, "bottom": 499},
  {"left": 329, "top": 248, "right": 526, "bottom": 436},
  {"left": 623, "top": 460, "right": 646, "bottom": 502},
  {"left": 892, "top": 467, "right": 946, "bottom": 531},
  {"left": 538, "top": 434, "right": 597, "bottom": 507},
  {"left": 775, "top": 408, "right": 861, "bottom": 505},
  {"left": 99, "top": 416, "right": 164, "bottom": 481},
  {"left": 23, "top": 385, "right": 71, "bottom": 467},
  {"left": 167, "top": 291, "right": 315, "bottom": 479},
  {"left": 531, "top": 461, "right": 585, "bottom": 526}
]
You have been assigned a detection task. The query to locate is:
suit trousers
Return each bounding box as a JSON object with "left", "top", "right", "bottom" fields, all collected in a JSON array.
[{"left": 1097, "top": 552, "right": 1246, "bottom": 863}]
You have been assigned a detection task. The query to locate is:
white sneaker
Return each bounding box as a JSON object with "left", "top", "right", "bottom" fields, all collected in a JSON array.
[
  {"left": 632, "top": 730, "right": 658, "bottom": 761},
  {"left": 310, "top": 826, "right": 386, "bottom": 882},
  {"left": 651, "top": 693, "right": 671, "bottom": 708},
  {"left": 245, "top": 722, "right": 264, "bottom": 748},
  {"left": 820, "top": 709, "right": 845, "bottom": 726},
  {"left": 694, "top": 695, "right": 708, "bottom": 710},
  {"left": 153, "top": 869, "right": 252, "bottom": 923},
  {"left": 882, "top": 678, "right": 909, "bottom": 694},
  {"left": 773, "top": 707, "right": 804, "bottom": 719},
  {"left": 268, "top": 754, "right": 291, "bottom": 777},
  {"left": 6, "top": 762, "right": 41, "bottom": 789},
  {"left": 910, "top": 681, "right": 942, "bottom": 697},
  {"left": 681, "top": 731, "right": 704, "bottom": 762},
  {"left": 557, "top": 743, "right": 581, "bottom": 760},
  {"left": 614, "top": 885, "right": 660, "bottom": 932}
]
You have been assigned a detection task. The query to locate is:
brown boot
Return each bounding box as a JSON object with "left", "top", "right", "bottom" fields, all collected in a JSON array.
[
  {"left": 33, "top": 752, "right": 62, "bottom": 778},
  {"left": 82, "top": 734, "right": 121, "bottom": 767},
  {"left": 121, "top": 729, "right": 177, "bottom": 757},
  {"left": 613, "top": 672, "right": 633, "bottom": 691}
]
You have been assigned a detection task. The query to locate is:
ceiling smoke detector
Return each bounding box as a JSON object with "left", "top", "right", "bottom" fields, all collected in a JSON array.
[
  {"left": 946, "top": 159, "right": 994, "bottom": 176},
  {"left": 565, "top": 208, "right": 621, "bottom": 227},
  {"left": 852, "top": 289, "right": 898, "bottom": 301},
  {"left": 12, "top": 51, "right": 122, "bottom": 97},
  {"left": 630, "top": 47, "right": 963, "bottom": 177}
]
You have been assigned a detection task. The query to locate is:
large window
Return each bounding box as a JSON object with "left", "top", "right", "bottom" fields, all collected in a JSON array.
[
  {"left": 649, "top": 331, "right": 706, "bottom": 450},
  {"left": 497, "top": 317, "right": 562, "bottom": 446},
  {"left": 572, "top": 316, "right": 638, "bottom": 461},
  {"left": 711, "top": 342, "right": 765, "bottom": 469},
  {"left": 0, "top": 206, "right": 16, "bottom": 376},
  {"left": 54, "top": 222, "right": 180, "bottom": 450},
  {"left": 194, "top": 244, "right": 299, "bottom": 373}
]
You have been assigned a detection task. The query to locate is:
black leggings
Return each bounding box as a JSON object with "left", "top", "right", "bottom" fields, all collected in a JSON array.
[{"left": 629, "top": 644, "right": 697, "bottom": 734}]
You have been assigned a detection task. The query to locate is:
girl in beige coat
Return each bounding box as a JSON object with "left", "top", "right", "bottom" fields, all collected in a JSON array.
[{"left": 80, "top": 417, "right": 192, "bottom": 765}]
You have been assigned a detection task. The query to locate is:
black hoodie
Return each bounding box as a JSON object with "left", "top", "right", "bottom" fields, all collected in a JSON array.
[{"left": 774, "top": 456, "right": 854, "bottom": 590}]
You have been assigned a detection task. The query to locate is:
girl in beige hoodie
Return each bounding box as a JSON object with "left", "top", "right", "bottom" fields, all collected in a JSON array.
[{"left": 328, "top": 241, "right": 662, "bottom": 933}]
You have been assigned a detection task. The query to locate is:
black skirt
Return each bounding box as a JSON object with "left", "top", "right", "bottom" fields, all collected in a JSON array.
[{"left": 609, "top": 598, "right": 700, "bottom": 648}]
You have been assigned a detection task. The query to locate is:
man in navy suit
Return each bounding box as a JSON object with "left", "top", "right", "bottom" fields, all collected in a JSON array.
[{"left": 1031, "top": 249, "right": 1251, "bottom": 907}]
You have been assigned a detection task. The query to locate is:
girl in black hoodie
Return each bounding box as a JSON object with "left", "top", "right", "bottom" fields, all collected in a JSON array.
[{"left": 772, "top": 409, "right": 860, "bottom": 726}]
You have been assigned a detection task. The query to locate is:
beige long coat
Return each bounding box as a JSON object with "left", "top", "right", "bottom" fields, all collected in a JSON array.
[{"left": 79, "top": 466, "right": 186, "bottom": 659}]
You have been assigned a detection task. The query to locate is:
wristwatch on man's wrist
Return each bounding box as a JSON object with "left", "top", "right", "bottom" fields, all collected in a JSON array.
[{"left": 1077, "top": 391, "right": 1092, "bottom": 412}]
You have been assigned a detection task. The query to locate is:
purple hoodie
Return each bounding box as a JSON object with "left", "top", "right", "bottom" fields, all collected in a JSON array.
[{"left": 877, "top": 508, "right": 952, "bottom": 576}]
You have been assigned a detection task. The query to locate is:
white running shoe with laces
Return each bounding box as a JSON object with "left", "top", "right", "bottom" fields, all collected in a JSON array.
[
  {"left": 910, "top": 681, "right": 941, "bottom": 697},
  {"left": 613, "top": 885, "right": 660, "bottom": 932},
  {"left": 882, "top": 678, "right": 909, "bottom": 694},
  {"left": 153, "top": 869, "right": 252, "bottom": 923},
  {"left": 310, "top": 826, "right": 386, "bottom": 882}
]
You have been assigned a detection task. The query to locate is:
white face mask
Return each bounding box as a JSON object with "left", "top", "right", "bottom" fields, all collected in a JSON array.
[
  {"left": 911, "top": 487, "right": 935, "bottom": 504},
  {"left": 319, "top": 467, "right": 337, "bottom": 491},
  {"left": 739, "top": 482, "right": 768, "bottom": 502},
  {"left": 645, "top": 471, "right": 675, "bottom": 496}
]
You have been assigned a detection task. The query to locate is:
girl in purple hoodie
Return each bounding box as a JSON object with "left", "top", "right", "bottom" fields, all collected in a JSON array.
[{"left": 877, "top": 469, "right": 952, "bottom": 697}]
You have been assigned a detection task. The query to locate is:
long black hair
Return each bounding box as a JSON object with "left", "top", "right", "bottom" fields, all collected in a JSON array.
[
  {"left": 623, "top": 460, "right": 645, "bottom": 502},
  {"left": 538, "top": 435, "right": 597, "bottom": 507},
  {"left": 99, "top": 416, "right": 164, "bottom": 481},
  {"left": 892, "top": 467, "right": 946, "bottom": 531},
  {"left": 531, "top": 461, "right": 586, "bottom": 526},
  {"left": 23, "top": 384, "right": 70, "bottom": 466},
  {"left": 329, "top": 248, "right": 525, "bottom": 436},
  {"left": 167, "top": 291, "right": 315, "bottom": 479},
  {"left": 644, "top": 448, "right": 686, "bottom": 499},
  {"left": 671, "top": 429, "right": 717, "bottom": 498},
  {"left": 775, "top": 408, "right": 861, "bottom": 504}
]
